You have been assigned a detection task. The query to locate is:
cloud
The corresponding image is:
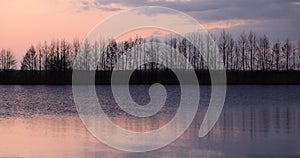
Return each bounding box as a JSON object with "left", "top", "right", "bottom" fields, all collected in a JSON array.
[
  {"left": 77, "top": 0, "right": 91, "bottom": 11},
  {"left": 74, "top": 0, "right": 300, "bottom": 40},
  {"left": 75, "top": 0, "right": 126, "bottom": 12},
  {"left": 202, "top": 19, "right": 259, "bottom": 30}
]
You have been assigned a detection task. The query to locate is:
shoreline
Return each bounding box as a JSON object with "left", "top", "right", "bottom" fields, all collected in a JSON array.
[{"left": 1, "top": 70, "right": 300, "bottom": 85}]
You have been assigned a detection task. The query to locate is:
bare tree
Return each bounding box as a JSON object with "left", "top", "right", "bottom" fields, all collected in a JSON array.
[
  {"left": 297, "top": 40, "right": 300, "bottom": 69},
  {"left": 248, "top": 31, "right": 257, "bottom": 71},
  {"left": 233, "top": 41, "right": 240, "bottom": 70},
  {"left": 60, "top": 39, "right": 72, "bottom": 71},
  {"left": 282, "top": 39, "right": 291, "bottom": 70},
  {"left": 219, "top": 30, "right": 228, "bottom": 69},
  {"left": 238, "top": 33, "right": 249, "bottom": 71},
  {"left": 0, "top": 49, "right": 17, "bottom": 70},
  {"left": 272, "top": 41, "right": 281, "bottom": 71},
  {"left": 36, "top": 43, "right": 43, "bottom": 71},
  {"left": 10, "top": 32, "right": 300, "bottom": 72},
  {"left": 42, "top": 41, "right": 50, "bottom": 71},
  {"left": 291, "top": 43, "right": 297, "bottom": 70},
  {"left": 21, "top": 46, "right": 37, "bottom": 70},
  {"left": 258, "top": 35, "right": 270, "bottom": 71}
]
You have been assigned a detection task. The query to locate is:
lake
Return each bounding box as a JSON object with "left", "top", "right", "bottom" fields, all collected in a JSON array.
[{"left": 0, "top": 85, "right": 300, "bottom": 158}]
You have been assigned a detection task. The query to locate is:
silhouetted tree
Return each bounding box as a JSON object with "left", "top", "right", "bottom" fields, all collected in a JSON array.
[
  {"left": 258, "top": 35, "right": 270, "bottom": 71},
  {"left": 60, "top": 40, "right": 72, "bottom": 71},
  {"left": 272, "top": 41, "right": 281, "bottom": 71},
  {"left": 291, "top": 43, "right": 297, "bottom": 70},
  {"left": 36, "top": 43, "right": 43, "bottom": 71},
  {"left": 219, "top": 30, "right": 229, "bottom": 69},
  {"left": 238, "top": 33, "right": 248, "bottom": 70},
  {"left": 248, "top": 31, "right": 257, "bottom": 71},
  {"left": 0, "top": 49, "right": 16, "bottom": 70},
  {"left": 297, "top": 40, "right": 300, "bottom": 69},
  {"left": 42, "top": 41, "right": 50, "bottom": 71},
  {"left": 282, "top": 39, "right": 291, "bottom": 70},
  {"left": 21, "top": 46, "right": 37, "bottom": 70},
  {"left": 10, "top": 32, "right": 300, "bottom": 72}
]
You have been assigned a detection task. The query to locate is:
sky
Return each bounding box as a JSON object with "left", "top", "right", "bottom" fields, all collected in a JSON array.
[{"left": 0, "top": 0, "right": 300, "bottom": 62}]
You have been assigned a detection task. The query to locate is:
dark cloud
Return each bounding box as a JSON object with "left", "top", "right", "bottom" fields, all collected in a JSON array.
[
  {"left": 79, "top": 0, "right": 300, "bottom": 40},
  {"left": 96, "top": 6, "right": 123, "bottom": 11}
]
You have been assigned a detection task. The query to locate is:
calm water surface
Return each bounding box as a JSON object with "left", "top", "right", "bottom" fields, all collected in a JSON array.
[{"left": 0, "top": 85, "right": 300, "bottom": 158}]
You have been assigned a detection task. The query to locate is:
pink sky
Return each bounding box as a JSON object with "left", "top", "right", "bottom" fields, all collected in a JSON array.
[
  {"left": 0, "top": 0, "right": 276, "bottom": 63},
  {"left": 0, "top": 0, "right": 114, "bottom": 61}
]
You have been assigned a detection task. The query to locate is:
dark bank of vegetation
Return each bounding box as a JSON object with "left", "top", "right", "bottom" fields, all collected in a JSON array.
[
  {"left": 0, "top": 30, "right": 300, "bottom": 84},
  {"left": 1, "top": 70, "right": 300, "bottom": 85}
]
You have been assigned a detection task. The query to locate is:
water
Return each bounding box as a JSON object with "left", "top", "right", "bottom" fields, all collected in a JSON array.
[{"left": 0, "top": 85, "right": 300, "bottom": 157}]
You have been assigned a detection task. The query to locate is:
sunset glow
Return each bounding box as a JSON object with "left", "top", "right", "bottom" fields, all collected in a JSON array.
[
  {"left": 1, "top": 0, "right": 299, "bottom": 62},
  {"left": 0, "top": 0, "right": 113, "bottom": 61}
]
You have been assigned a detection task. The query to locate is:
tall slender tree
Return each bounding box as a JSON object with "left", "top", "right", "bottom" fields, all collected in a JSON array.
[
  {"left": 21, "top": 46, "right": 37, "bottom": 70},
  {"left": 0, "top": 49, "right": 16, "bottom": 70},
  {"left": 272, "top": 41, "right": 281, "bottom": 71},
  {"left": 282, "top": 39, "right": 291, "bottom": 70},
  {"left": 248, "top": 31, "right": 257, "bottom": 71}
]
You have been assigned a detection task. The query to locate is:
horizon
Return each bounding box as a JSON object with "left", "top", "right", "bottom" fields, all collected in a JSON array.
[{"left": 1, "top": 0, "right": 300, "bottom": 63}]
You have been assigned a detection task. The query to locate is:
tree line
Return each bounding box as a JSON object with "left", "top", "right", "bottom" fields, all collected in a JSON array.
[
  {"left": 1, "top": 31, "right": 300, "bottom": 72},
  {"left": 218, "top": 31, "right": 300, "bottom": 71}
]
